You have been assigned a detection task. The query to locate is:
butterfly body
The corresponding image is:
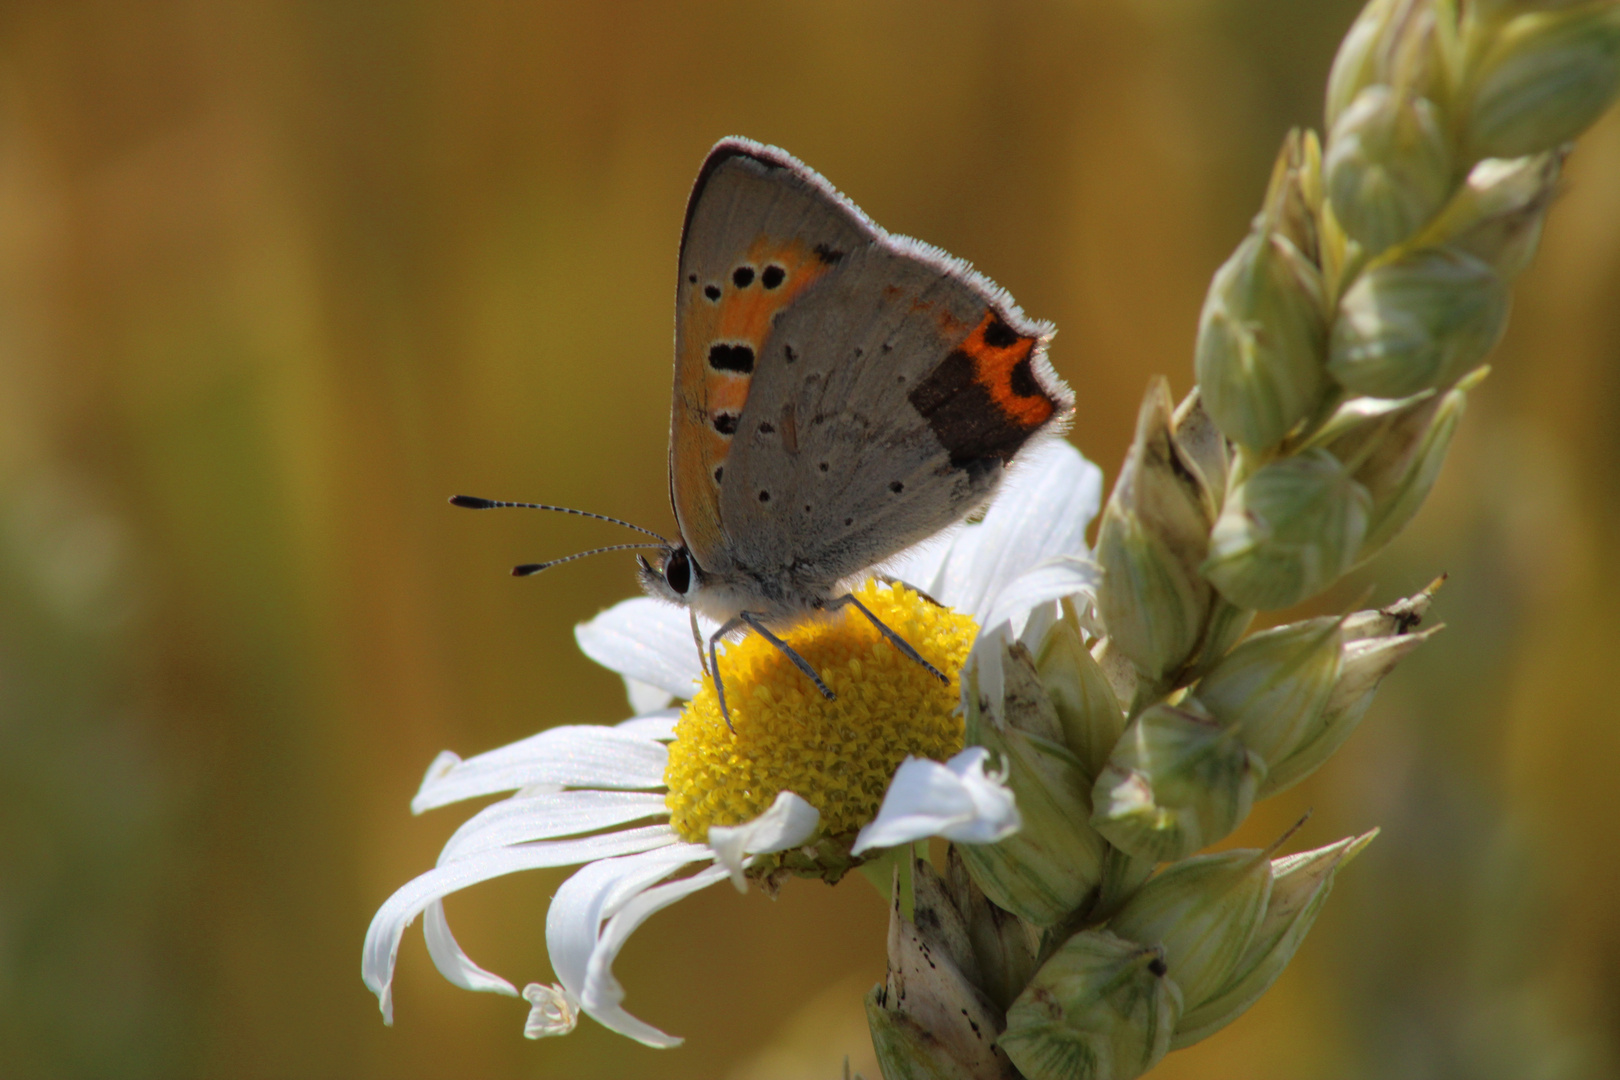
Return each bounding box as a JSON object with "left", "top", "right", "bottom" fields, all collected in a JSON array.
[{"left": 639, "top": 139, "right": 1074, "bottom": 649}]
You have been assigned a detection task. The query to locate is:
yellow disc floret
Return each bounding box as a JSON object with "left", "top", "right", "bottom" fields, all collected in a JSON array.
[{"left": 665, "top": 580, "right": 978, "bottom": 843}]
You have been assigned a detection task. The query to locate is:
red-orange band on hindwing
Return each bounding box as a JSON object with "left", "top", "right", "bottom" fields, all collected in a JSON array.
[
  {"left": 959, "top": 312, "right": 1053, "bottom": 429},
  {"left": 907, "top": 310, "right": 1056, "bottom": 468}
]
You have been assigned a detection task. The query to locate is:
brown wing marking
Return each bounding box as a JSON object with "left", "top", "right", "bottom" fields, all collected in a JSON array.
[
  {"left": 671, "top": 235, "right": 832, "bottom": 560},
  {"left": 906, "top": 310, "right": 1057, "bottom": 469}
]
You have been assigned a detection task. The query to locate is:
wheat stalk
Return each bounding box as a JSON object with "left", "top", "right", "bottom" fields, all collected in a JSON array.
[{"left": 866, "top": 3, "right": 1620, "bottom": 1076}]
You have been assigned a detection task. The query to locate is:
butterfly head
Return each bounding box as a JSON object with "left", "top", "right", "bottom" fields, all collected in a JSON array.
[{"left": 637, "top": 546, "right": 701, "bottom": 606}]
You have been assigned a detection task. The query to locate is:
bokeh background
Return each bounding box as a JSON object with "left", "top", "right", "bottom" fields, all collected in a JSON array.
[{"left": 2, "top": 1, "right": 1618, "bottom": 1077}]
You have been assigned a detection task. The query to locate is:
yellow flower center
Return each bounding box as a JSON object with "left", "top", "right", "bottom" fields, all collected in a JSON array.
[{"left": 664, "top": 580, "right": 978, "bottom": 843}]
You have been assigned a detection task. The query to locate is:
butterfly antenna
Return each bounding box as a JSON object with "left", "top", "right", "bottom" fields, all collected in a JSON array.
[
  {"left": 512, "top": 543, "right": 667, "bottom": 578},
  {"left": 450, "top": 495, "right": 669, "bottom": 543}
]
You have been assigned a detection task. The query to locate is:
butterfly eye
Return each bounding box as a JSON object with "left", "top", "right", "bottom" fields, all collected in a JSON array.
[{"left": 664, "top": 549, "right": 692, "bottom": 595}]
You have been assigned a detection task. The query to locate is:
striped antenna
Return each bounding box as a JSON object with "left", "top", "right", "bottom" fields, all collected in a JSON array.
[
  {"left": 511, "top": 544, "right": 666, "bottom": 578},
  {"left": 449, "top": 495, "right": 669, "bottom": 543}
]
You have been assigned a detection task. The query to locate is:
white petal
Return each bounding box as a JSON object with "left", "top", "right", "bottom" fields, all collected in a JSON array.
[
  {"left": 362, "top": 826, "right": 680, "bottom": 1023},
  {"left": 544, "top": 844, "right": 712, "bottom": 1015},
  {"left": 412, "top": 725, "right": 668, "bottom": 814},
  {"left": 424, "top": 816, "right": 677, "bottom": 1010},
  {"left": 419, "top": 750, "right": 461, "bottom": 790},
  {"left": 424, "top": 899, "right": 518, "bottom": 998},
  {"left": 707, "top": 791, "right": 821, "bottom": 892},
  {"left": 852, "top": 748, "right": 1021, "bottom": 855},
  {"left": 582, "top": 863, "right": 732, "bottom": 1048},
  {"left": 523, "top": 982, "right": 580, "bottom": 1039},
  {"left": 625, "top": 677, "right": 675, "bottom": 714},
  {"left": 937, "top": 441, "right": 1104, "bottom": 623},
  {"left": 516, "top": 781, "right": 565, "bottom": 798},
  {"left": 616, "top": 709, "right": 680, "bottom": 741},
  {"left": 575, "top": 597, "right": 710, "bottom": 699},
  {"left": 964, "top": 637, "right": 1008, "bottom": 719},
  {"left": 438, "top": 790, "right": 671, "bottom": 864},
  {"left": 1018, "top": 600, "right": 1059, "bottom": 651},
  {"left": 978, "top": 554, "right": 1101, "bottom": 642}
]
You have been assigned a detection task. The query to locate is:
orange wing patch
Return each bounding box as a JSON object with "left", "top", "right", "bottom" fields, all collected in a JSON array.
[
  {"left": 906, "top": 310, "right": 1057, "bottom": 469},
  {"left": 957, "top": 312, "right": 1054, "bottom": 429},
  {"left": 671, "top": 236, "right": 834, "bottom": 557}
]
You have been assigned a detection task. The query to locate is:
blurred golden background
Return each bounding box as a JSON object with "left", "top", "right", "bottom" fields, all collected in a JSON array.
[{"left": 2, "top": 2, "right": 1618, "bottom": 1077}]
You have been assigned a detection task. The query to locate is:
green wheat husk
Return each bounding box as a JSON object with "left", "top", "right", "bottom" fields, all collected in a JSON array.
[{"left": 866, "top": 2, "right": 1620, "bottom": 1077}]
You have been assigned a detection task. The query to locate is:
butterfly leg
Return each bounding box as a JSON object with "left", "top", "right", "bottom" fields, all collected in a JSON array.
[
  {"left": 738, "top": 612, "right": 837, "bottom": 701},
  {"left": 690, "top": 609, "right": 710, "bottom": 678},
  {"left": 708, "top": 616, "right": 744, "bottom": 731},
  {"left": 707, "top": 613, "right": 837, "bottom": 731},
  {"left": 825, "top": 593, "right": 950, "bottom": 684},
  {"left": 875, "top": 574, "right": 945, "bottom": 609}
]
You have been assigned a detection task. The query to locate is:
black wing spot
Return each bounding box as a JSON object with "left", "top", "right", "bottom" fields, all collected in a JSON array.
[
  {"left": 1010, "top": 356, "right": 1041, "bottom": 397},
  {"left": 713, "top": 413, "right": 738, "bottom": 436},
  {"left": 713, "top": 466, "right": 724, "bottom": 484},
  {"left": 761, "top": 265, "right": 786, "bottom": 289},
  {"left": 708, "top": 343, "right": 755, "bottom": 374},
  {"left": 803, "top": 504, "right": 812, "bottom": 513},
  {"left": 687, "top": 273, "right": 698, "bottom": 284},
  {"left": 784, "top": 344, "right": 798, "bottom": 363},
  {"left": 844, "top": 517, "right": 854, "bottom": 526},
  {"left": 889, "top": 481, "right": 904, "bottom": 494},
  {"left": 758, "top": 422, "right": 775, "bottom": 434},
  {"left": 813, "top": 243, "right": 844, "bottom": 265},
  {"left": 1148, "top": 957, "right": 1169, "bottom": 977},
  {"left": 704, "top": 284, "right": 721, "bottom": 301},
  {"left": 758, "top": 490, "right": 770, "bottom": 503},
  {"left": 732, "top": 265, "right": 756, "bottom": 288},
  {"left": 818, "top": 462, "right": 829, "bottom": 472},
  {"left": 982, "top": 315, "right": 1021, "bottom": 349}
]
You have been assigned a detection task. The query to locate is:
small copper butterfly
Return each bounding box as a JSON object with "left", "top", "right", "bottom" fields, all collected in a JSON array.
[{"left": 456, "top": 138, "right": 1073, "bottom": 723}]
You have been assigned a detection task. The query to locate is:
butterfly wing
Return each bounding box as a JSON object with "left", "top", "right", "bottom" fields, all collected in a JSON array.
[
  {"left": 670, "top": 141, "right": 864, "bottom": 575},
  {"left": 671, "top": 139, "right": 1073, "bottom": 598}
]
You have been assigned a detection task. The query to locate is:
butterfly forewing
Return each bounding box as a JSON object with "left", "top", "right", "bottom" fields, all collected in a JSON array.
[{"left": 670, "top": 144, "right": 869, "bottom": 575}]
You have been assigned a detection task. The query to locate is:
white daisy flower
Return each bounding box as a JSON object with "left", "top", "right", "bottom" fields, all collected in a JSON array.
[{"left": 361, "top": 440, "right": 1103, "bottom": 1047}]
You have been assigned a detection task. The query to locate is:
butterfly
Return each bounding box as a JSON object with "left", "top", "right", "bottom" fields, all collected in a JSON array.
[{"left": 457, "top": 138, "right": 1073, "bottom": 724}]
